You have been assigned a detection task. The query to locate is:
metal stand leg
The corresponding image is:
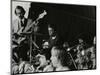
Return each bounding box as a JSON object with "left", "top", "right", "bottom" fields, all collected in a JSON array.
[
  {"left": 68, "top": 52, "right": 77, "bottom": 69},
  {"left": 30, "top": 34, "right": 32, "bottom": 63}
]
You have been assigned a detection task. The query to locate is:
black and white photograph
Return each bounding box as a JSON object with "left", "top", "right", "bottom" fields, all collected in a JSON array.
[{"left": 11, "top": 0, "right": 96, "bottom": 75}]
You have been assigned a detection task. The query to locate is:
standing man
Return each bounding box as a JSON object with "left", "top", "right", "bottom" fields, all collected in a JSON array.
[
  {"left": 12, "top": 6, "right": 27, "bottom": 36},
  {"left": 12, "top": 6, "right": 28, "bottom": 45},
  {"left": 12, "top": 6, "right": 29, "bottom": 62}
]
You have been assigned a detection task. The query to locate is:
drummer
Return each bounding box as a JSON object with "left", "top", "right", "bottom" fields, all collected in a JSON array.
[{"left": 43, "top": 24, "right": 59, "bottom": 49}]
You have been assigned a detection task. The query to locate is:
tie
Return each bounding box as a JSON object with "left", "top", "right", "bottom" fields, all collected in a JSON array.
[
  {"left": 20, "top": 20, "right": 24, "bottom": 27},
  {"left": 19, "top": 20, "right": 25, "bottom": 32}
]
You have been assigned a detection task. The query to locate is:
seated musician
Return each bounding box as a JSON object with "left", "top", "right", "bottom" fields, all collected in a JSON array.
[
  {"left": 43, "top": 24, "right": 59, "bottom": 49},
  {"left": 12, "top": 6, "right": 29, "bottom": 62},
  {"left": 42, "top": 24, "right": 59, "bottom": 67}
]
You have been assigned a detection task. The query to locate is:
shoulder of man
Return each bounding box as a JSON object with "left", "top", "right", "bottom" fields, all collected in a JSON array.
[
  {"left": 12, "top": 19, "right": 19, "bottom": 29},
  {"left": 12, "top": 19, "right": 19, "bottom": 24}
]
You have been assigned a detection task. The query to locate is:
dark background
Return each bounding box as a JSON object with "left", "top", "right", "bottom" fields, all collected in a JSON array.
[{"left": 28, "top": 2, "right": 96, "bottom": 46}]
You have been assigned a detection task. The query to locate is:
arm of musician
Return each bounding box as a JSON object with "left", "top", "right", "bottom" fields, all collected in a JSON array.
[
  {"left": 23, "top": 19, "right": 33, "bottom": 32},
  {"left": 23, "top": 19, "right": 39, "bottom": 33}
]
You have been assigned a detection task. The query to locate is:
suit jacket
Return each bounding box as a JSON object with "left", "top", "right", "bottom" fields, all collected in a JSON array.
[
  {"left": 12, "top": 18, "right": 27, "bottom": 34},
  {"left": 48, "top": 33, "right": 59, "bottom": 48},
  {"left": 12, "top": 18, "right": 28, "bottom": 45}
]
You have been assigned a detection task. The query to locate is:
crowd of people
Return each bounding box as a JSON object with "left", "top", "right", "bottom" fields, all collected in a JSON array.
[{"left": 11, "top": 5, "right": 96, "bottom": 75}]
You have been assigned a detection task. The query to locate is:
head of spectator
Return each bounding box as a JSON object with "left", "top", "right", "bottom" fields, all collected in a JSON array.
[
  {"left": 50, "top": 46, "right": 71, "bottom": 71},
  {"left": 48, "top": 24, "right": 56, "bottom": 36},
  {"left": 36, "top": 50, "right": 51, "bottom": 68}
]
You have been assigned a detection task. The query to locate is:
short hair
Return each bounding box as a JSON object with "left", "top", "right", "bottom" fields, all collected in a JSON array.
[
  {"left": 48, "top": 24, "right": 56, "bottom": 31},
  {"left": 52, "top": 46, "right": 72, "bottom": 67},
  {"left": 15, "top": 6, "right": 25, "bottom": 15}
]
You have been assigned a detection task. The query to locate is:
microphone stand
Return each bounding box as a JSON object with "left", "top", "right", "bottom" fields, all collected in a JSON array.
[
  {"left": 67, "top": 51, "right": 77, "bottom": 69},
  {"left": 66, "top": 47, "right": 77, "bottom": 69}
]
